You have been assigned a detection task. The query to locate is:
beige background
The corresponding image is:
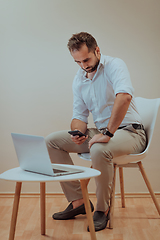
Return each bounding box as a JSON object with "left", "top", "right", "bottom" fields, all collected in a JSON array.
[{"left": 0, "top": 0, "right": 160, "bottom": 194}]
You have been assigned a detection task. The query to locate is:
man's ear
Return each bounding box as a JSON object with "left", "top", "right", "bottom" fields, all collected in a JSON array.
[{"left": 95, "top": 46, "right": 101, "bottom": 59}]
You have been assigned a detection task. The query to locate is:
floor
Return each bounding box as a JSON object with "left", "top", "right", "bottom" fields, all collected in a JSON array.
[{"left": 0, "top": 195, "right": 160, "bottom": 240}]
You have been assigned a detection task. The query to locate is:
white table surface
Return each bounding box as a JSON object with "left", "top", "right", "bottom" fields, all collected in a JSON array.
[{"left": 0, "top": 164, "right": 101, "bottom": 182}]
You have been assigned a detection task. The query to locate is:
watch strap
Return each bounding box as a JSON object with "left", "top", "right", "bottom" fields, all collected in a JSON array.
[{"left": 102, "top": 128, "right": 114, "bottom": 138}]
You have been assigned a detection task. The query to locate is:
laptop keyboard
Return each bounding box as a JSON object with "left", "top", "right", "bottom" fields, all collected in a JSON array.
[{"left": 52, "top": 168, "right": 68, "bottom": 173}]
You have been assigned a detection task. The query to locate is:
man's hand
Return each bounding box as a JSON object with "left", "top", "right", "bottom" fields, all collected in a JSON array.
[
  {"left": 71, "top": 134, "right": 88, "bottom": 145},
  {"left": 70, "top": 119, "right": 88, "bottom": 145},
  {"left": 88, "top": 134, "right": 110, "bottom": 149}
]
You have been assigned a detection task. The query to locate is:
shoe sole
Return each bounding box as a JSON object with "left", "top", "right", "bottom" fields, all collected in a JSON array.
[{"left": 52, "top": 211, "right": 86, "bottom": 220}]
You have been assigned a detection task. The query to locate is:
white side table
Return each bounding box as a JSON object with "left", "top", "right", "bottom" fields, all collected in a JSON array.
[{"left": 0, "top": 164, "right": 100, "bottom": 240}]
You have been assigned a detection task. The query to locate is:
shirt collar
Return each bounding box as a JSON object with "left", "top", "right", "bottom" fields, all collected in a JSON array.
[{"left": 99, "top": 54, "right": 105, "bottom": 67}]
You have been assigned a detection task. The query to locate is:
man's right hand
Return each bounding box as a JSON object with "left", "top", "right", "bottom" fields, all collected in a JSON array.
[
  {"left": 70, "top": 119, "right": 88, "bottom": 145},
  {"left": 71, "top": 134, "right": 88, "bottom": 145}
]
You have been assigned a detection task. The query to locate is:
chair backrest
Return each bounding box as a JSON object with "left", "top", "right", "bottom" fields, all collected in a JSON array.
[{"left": 135, "top": 97, "right": 160, "bottom": 153}]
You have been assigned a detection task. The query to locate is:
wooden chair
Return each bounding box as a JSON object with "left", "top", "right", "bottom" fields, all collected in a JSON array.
[{"left": 78, "top": 97, "right": 160, "bottom": 229}]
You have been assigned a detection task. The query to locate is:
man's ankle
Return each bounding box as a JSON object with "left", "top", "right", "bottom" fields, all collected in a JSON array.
[
  {"left": 72, "top": 198, "right": 84, "bottom": 209},
  {"left": 105, "top": 208, "right": 109, "bottom": 216}
]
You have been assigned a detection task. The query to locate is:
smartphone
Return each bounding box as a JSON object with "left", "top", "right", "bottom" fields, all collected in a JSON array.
[{"left": 68, "top": 130, "right": 86, "bottom": 137}]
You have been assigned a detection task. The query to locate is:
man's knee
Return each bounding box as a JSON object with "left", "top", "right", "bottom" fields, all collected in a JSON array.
[
  {"left": 45, "top": 134, "right": 52, "bottom": 146},
  {"left": 90, "top": 143, "right": 113, "bottom": 167},
  {"left": 45, "top": 131, "right": 63, "bottom": 150}
]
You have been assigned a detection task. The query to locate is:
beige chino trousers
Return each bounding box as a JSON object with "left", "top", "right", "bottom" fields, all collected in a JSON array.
[{"left": 45, "top": 125, "right": 146, "bottom": 212}]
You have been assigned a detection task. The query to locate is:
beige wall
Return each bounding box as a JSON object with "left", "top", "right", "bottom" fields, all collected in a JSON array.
[{"left": 0, "top": 0, "right": 160, "bottom": 194}]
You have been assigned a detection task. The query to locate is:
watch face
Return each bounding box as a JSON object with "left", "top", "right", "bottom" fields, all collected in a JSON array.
[
  {"left": 104, "top": 130, "right": 108, "bottom": 135},
  {"left": 102, "top": 129, "right": 108, "bottom": 135},
  {"left": 102, "top": 129, "right": 106, "bottom": 135}
]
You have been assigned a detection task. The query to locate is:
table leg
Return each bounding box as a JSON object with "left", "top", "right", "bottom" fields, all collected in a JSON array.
[
  {"left": 80, "top": 179, "right": 97, "bottom": 240},
  {"left": 40, "top": 182, "right": 46, "bottom": 235},
  {"left": 9, "top": 182, "right": 22, "bottom": 240}
]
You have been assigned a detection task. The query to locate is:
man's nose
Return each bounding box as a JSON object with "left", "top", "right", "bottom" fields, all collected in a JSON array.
[{"left": 81, "top": 62, "right": 87, "bottom": 69}]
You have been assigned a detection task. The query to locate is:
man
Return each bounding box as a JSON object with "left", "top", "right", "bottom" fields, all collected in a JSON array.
[{"left": 45, "top": 32, "right": 146, "bottom": 232}]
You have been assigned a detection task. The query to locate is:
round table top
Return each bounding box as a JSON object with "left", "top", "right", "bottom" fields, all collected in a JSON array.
[{"left": 0, "top": 164, "right": 101, "bottom": 182}]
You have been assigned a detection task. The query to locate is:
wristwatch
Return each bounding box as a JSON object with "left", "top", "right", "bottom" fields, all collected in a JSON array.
[{"left": 101, "top": 128, "right": 114, "bottom": 138}]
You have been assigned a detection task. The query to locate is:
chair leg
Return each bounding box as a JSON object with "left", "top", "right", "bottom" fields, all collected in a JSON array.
[
  {"left": 119, "top": 167, "right": 125, "bottom": 208},
  {"left": 80, "top": 179, "right": 97, "bottom": 240},
  {"left": 138, "top": 161, "right": 160, "bottom": 215},
  {"left": 40, "top": 182, "right": 46, "bottom": 235},
  {"left": 9, "top": 182, "right": 22, "bottom": 240},
  {"left": 109, "top": 164, "right": 117, "bottom": 229}
]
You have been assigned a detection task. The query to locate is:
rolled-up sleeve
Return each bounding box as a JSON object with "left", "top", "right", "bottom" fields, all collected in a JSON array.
[
  {"left": 107, "top": 58, "right": 134, "bottom": 96},
  {"left": 72, "top": 77, "right": 89, "bottom": 123}
]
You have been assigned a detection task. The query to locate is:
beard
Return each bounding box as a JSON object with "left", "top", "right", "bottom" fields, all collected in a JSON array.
[{"left": 83, "top": 58, "right": 100, "bottom": 73}]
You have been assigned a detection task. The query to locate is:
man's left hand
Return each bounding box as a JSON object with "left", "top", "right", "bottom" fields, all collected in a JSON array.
[{"left": 88, "top": 134, "right": 111, "bottom": 149}]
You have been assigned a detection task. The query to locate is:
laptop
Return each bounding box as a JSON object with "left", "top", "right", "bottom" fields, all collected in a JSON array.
[{"left": 11, "top": 133, "right": 83, "bottom": 177}]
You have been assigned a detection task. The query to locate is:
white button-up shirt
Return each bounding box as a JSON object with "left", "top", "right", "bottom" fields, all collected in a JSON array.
[{"left": 72, "top": 54, "right": 142, "bottom": 130}]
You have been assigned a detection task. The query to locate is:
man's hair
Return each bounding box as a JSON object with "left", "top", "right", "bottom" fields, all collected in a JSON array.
[{"left": 67, "top": 32, "right": 98, "bottom": 52}]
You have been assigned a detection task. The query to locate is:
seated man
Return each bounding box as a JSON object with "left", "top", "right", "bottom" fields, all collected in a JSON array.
[{"left": 45, "top": 32, "right": 146, "bottom": 232}]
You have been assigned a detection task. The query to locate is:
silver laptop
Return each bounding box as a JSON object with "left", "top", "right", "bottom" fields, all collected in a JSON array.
[{"left": 11, "top": 133, "right": 83, "bottom": 177}]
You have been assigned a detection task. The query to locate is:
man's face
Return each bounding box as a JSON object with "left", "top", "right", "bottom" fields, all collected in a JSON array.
[{"left": 71, "top": 44, "right": 100, "bottom": 73}]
